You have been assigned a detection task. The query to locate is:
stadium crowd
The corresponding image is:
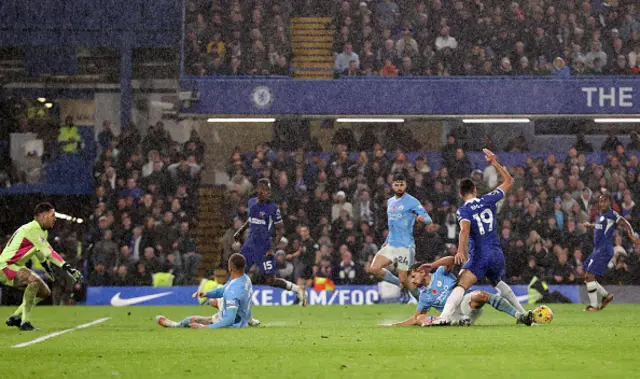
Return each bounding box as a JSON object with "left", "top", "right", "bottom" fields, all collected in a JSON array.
[
  {"left": 222, "top": 128, "right": 640, "bottom": 288},
  {"left": 332, "top": 0, "right": 640, "bottom": 76},
  {"left": 83, "top": 121, "right": 205, "bottom": 287},
  {"left": 183, "top": 0, "right": 640, "bottom": 77},
  {"left": 183, "top": 0, "right": 293, "bottom": 76}
]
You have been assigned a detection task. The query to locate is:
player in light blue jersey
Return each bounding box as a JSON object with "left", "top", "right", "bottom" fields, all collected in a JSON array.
[
  {"left": 366, "top": 173, "right": 432, "bottom": 295},
  {"left": 582, "top": 193, "right": 640, "bottom": 311},
  {"left": 156, "top": 254, "right": 253, "bottom": 329},
  {"left": 380, "top": 256, "right": 533, "bottom": 327},
  {"left": 430, "top": 149, "right": 526, "bottom": 326}
]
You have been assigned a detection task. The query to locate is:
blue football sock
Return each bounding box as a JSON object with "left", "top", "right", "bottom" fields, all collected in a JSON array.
[
  {"left": 487, "top": 293, "right": 517, "bottom": 318},
  {"left": 382, "top": 269, "right": 401, "bottom": 286},
  {"left": 179, "top": 317, "right": 191, "bottom": 328}
]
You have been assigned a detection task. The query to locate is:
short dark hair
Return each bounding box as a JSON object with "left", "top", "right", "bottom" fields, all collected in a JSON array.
[
  {"left": 34, "top": 202, "right": 54, "bottom": 216},
  {"left": 409, "top": 262, "right": 423, "bottom": 273},
  {"left": 459, "top": 178, "right": 476, "bottom": 196},
  {"left": 599, "top": 192, "right": 611, "bottom": 201},
  {"left": 392, "top": 173, "right": 406, "bottom": 182},
  {"left": 257, "top": 178, "right": 271, "bottom": 187},
  {"left": 229, "top": 253, "right": 246, "bottom": 272}
]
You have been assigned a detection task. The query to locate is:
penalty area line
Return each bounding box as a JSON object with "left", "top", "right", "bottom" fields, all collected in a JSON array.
[{"left": 11, "top": 317, "right": 111, "bottom": 348}]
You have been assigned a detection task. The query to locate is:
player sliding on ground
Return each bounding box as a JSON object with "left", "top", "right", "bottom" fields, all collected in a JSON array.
[
  {"left": 380, "top": 256, "right": 534, "bottom": 326},
  {"left": 234, "top": 178, "right": 307, "bottom": 309},
  {"left": 582, "top": 193, "right": 640, "bottom": 311},
  {"left": 366, "top": 173, "right": 432, "bottom": 300},
  {"left": 428, "top": 149, "right": 526, "bottom": 326},
  {"left": 157, "top": 253, "right": 252, "bottom": 329},
  {"left": 1, "top": 203, "right": 83, "bottom": 331}
]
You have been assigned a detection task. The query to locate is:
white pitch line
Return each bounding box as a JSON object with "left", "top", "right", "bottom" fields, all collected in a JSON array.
[{"left": 11, "top": 317, "right": 111, "bottom": 348}]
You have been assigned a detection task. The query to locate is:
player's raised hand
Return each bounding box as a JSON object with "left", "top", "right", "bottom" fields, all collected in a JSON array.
[
  {"left": 192, "top": 290, "right": 207, "bottom": 298},
  {"left": 418, "top": 263, "right": 432, "bottom": 273},
  {"left": 483, "top": 148, "right": 497, "bottom": 165}
]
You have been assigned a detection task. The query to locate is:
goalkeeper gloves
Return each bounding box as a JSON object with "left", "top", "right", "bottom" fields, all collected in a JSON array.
[{"left": 62, "top": 263, "right": 84, "bottom": 283}]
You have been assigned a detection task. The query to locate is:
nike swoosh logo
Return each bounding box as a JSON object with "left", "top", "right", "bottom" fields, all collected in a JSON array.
[{"left": 110, "top": 292, "right": 173, "bottom": 306}]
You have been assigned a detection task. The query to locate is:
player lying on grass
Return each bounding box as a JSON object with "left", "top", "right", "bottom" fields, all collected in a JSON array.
[
  {"left": 1, "top": 203, "right": 83, "bottom": 331},
  {"left": 380, "top": 256, "right": 534, "bottom": 327},
  {"left": 156, "top": 253, "right": 252, "bottom": 329}
]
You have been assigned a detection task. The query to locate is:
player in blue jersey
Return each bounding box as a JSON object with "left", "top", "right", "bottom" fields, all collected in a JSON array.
[
  {"left": 380, "top": 256, "right": 534, "bottom": 326},
  {"left": 431, "top": 149, "right": 526, "bottom": 325},
  {"left": 366, "top": 173, "right": 432, "bottom": 296},
  {"left": 156, "top": 253, "right": 253, "bottom": 329},
  {"left": 582, "top": 193, "right": 640, "bottom": 311},
  {"left": 233, "top": 178, "right": 307, "bottom": 307}
]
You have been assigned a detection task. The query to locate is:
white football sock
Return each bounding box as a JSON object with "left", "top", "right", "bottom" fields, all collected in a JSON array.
[
  {"left": 439, "top": 286, "right": 465, "bottom": 321},
  {"left": 594, "top": 282, "right": 609, "bottom": 298},
  {"left": 284, "top": 280, "right": 300, "bottom": 293},
  {"left": 586, "top": 281, "right": 599, "bottom": 307},
  {"left": 495, "top": 281, "right": 526, "bottom": 313}
]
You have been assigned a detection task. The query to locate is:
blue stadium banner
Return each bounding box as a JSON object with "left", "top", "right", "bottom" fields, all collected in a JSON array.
[
  {"left": 181, "top": 78, "right": 640, "bottom": 116},
  {"left": 87, "top": 285, "right": 381, "bottom": 306}
]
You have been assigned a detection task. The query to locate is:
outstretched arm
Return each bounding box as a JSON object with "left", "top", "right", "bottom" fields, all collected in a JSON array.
[
  {"left": 381, "top": 310, "right": 425, "bottom": 326},
  {"left": 617, "top": 217, "right": 640, "bottom": 244},
  {"left": 37, "top": 242, "right": 83, "bottom": 282},
  {"left": 420, "top": 256, "right": 456, "bottom": 273},
  {"left": 582, "top": 222, "right": 595, "bottom": 230},
  {"left": 484, "top": 149, "right": 514, "bottom": 194},
  {"left": 193, "top": 286, "right": 226, "bottom": 299},
  {"left": 233, "top": 220, "right": 250, "bottom": 241},
  {"left": 412, "top": 200, "right": 432, "bottom": 225}
]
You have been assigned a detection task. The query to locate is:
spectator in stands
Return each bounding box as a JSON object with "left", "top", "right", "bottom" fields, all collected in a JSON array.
[
  {"left": 88, "top": 263, "right": 111, "bottom": 286},
  {"left": 552, "top": 57, "right": 570, "bottom": 77},
  {"left": 602, "top": 131, "right": 623, "bottom": 152},
  {"left": 449, "top": 148, "right": 473, "bottom": 180},
  {"left": 376, "top": 0, "right": 399, "bottom": 30},
  {"left": 134, "top": 262, "right": 153, "bottom": 286},
  {"left": 331, "top": 191, "right": 353, "bottom": 221},
  {"left": 335, "top": 43, "right": 360, "bottom": 73},
  {"left": 112, "top": 264, "right": 134, "bottom": 286},
  {"left": 275, "top": 250, "right": 294, "bottom": 282},
  {"left": 335, "top": 249, "right": 360, "bottom": 285},
  {"left": 585, "top": 41, "right": 608, "bottom": 68},
  {"left": 550, "top": 250, "right": 576, "bottom": 284},
  {"left": 435, "top": 26, "right": 457, "bottom": 51},
  {"left": 343, "top": 59, "right": 361, "bottom": 76},
  {"left": 98, "top": 120, "right": 114, "bottom": 153},
  {"left": 396, "top": 30, "right": 419, "bottom": 58}
]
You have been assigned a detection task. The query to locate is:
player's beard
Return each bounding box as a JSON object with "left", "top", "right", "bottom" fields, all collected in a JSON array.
[{"left": 394, "top": 190, "right": 405, "bottom": 197}]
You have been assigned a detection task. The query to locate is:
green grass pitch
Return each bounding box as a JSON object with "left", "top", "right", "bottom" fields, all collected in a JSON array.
[{"left": 0, "top": 304, "right": 637, "bottom": 378}]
